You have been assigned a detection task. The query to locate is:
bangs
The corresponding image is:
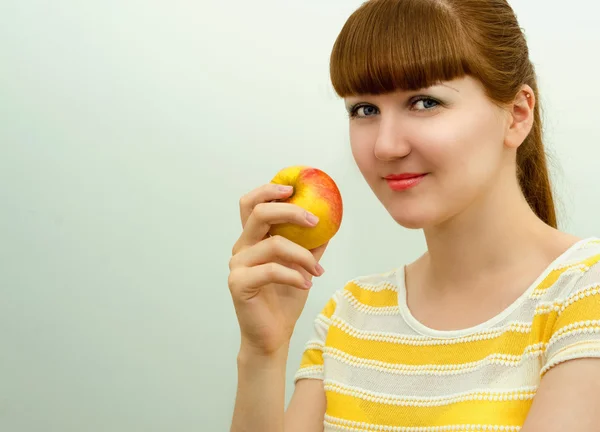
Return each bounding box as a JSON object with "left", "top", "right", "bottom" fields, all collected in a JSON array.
[{"left": 330, "top": 0, "right": 473, "bottom": 96}]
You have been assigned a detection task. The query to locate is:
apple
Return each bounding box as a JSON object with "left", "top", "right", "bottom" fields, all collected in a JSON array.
[{"left": 268, "top": 165, "right": 343, "bottom": 250}]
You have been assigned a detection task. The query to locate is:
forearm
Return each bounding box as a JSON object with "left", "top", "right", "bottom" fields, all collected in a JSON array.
[{"left": 230, "top": 345, "right": 289, "bottom": 432}]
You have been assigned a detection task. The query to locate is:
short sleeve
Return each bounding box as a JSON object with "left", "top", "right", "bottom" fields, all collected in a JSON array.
[
  {"left": 293, "top": 291, "right": 339, "bottom": 383},
  {"left": 541, "top": 261, "right": 600, "bottom": 377}
]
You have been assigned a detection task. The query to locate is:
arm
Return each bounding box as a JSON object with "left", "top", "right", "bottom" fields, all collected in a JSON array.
[
  {"left": 230, "top": 346, "right": 288, "bottom": 432},
  {"left": 230, "top": 346, "right": 326, "bottom": 432},
  {"left": 230, "top": 288, "right": 336, "bottom": 432},
  {"left": 521, "top": 358, "right": 600, "bottom": 431},
  {"left": 285, "top": 379, "right": 327, "bottom": 432}
]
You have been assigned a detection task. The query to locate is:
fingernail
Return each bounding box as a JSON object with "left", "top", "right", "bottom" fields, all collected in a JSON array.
[
  {"left": 305, "top": 211, "right": 319, "bottom": 226},
  {"left": 304, "top": 279, "right": 313, "bottom": 289},
  {"left": 278, "top": 185, "right": 293, "bottom": 192},
  {"left": 315, "top": 263, "right": 325, "bottom": 276}
]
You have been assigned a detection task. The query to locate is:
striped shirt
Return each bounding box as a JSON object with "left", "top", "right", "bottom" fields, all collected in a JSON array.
[{"left": 294, "top": 237, "right": 600, "bottom": 431}]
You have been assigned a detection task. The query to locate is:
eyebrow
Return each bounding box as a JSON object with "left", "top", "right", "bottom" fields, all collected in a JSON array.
[{"left": 343, "top": 83, "right": 460, "bottom": 110}]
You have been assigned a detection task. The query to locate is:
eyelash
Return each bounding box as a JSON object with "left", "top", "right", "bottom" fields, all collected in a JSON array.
[{"left": 347, "top": 96, "right": 442, "bottom": 119}]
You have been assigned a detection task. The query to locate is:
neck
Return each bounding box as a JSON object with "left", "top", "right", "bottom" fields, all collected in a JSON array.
[{"left": 421, "top": 168, "right": 559, "bottom": 293}]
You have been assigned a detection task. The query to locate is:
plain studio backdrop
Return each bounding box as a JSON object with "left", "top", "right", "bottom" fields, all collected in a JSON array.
[{"left": 1, "top": 0, "right": 599, "bottom": 430}]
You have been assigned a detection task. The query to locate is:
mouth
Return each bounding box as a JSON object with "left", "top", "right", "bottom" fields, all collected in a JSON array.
[{"left": 383, "top": 173, "right": 427, "bottom": 191}]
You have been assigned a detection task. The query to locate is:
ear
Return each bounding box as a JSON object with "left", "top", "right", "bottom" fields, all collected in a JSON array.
[{"left": 505, "top": 85, "right": 535, "bottom": 149}]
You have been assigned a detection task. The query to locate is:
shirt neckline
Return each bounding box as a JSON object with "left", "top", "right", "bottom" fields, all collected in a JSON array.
[{"left": 395, "top": 236, "right": 598, "bottom": 339}]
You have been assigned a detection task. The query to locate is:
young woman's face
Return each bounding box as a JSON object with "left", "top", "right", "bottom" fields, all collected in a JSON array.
[{"left": 345, "top": 76, "right": 513, "bottom": 229}]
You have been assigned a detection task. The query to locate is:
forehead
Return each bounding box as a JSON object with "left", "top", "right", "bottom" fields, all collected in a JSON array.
[{"left": 343, "top": 77, "right": 486, "bottom": 103}]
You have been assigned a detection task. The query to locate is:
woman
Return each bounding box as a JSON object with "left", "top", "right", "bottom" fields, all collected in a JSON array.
[{"left": 228, "top": 0, "right": 600, "bottom": 430}]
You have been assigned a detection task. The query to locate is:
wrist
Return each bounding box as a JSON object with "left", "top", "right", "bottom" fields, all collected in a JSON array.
[{"left": 237, "top": 341, "right": 290, "bottom": 368}]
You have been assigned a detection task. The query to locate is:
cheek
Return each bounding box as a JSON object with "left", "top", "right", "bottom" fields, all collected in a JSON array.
[
  {"left": 349, "top": 127, "right": 377, "bottom": 175},
  {"left": 415, "top": 110, "right": 504, "bottom": 173}
]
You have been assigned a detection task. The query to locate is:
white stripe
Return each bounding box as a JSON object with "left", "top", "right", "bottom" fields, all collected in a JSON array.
[
  {"left": 546, "top": 321, "right": 600, "bottom": 347},
  {"left": 303, "top": 339, "right": 324, "bottom": 351},
  {"left": 324, "top": 379, "right": 537, "bottom": 407},
  {"left": 294, "top": 365, "right": 323, "bottom": 381},
  {"left": 541, "top": 342, "right": 600, "bottom": 375},
  {"left": 348, "top": 279, "right": 399, "bottom": 292},
  {"left": 330, "top": 316, "right": 531, "bottom": 346}
]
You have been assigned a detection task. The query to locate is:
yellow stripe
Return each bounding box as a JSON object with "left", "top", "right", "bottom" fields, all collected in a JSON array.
[
  {"left": 531, "top": 308, "right": 559, "bottom": 345},
  {"left": 325, "top": 386, "right": 533, "bottom": 427},
  {"left": 554, "top": 287, "right": 600, "bottom": 332},
  {"left": 533, "top": 266, "right": 578, "bottom": 293},
  {"left": 324, "top": 345, "right": 545, "bottom": 376},
  {"left": 327, "top": 324, "right": 533, "bottom": 365},
  {"left": 298, "top": 296, "right": 336, "bottom": 370},
  {"left": 300, "top": 348, "right": 324, "bottom": 368},
  {"left": 324, "top": 416, "right": 521, "bottom": 432},
  {"left": 322, "top": 296, "right": 338, "bottom": 319},
  {"left": 532, "top": 254, "right": 600, "bottom": 294},
  {"left": 582, "top": 254, "right": 600, "bottom": 268},
  {"left": 345, "top": 281, "right": 399, "bottom": 308}
]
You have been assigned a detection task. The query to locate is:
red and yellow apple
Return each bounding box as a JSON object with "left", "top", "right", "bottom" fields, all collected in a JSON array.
[{"left": 268, "top": 165, "right": 343, "bottom": 250}]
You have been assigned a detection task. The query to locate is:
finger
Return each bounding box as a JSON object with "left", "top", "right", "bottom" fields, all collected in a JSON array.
[
  {"left": 237, "top": 202, "right": 319, "bottom": 249},
  {"left": 231, "top": 235, "right": 324, "bottom": 277},
  {"left": 310, "top": 241, "right": 329, "bottom": 262},
  {"left": 239, "top": 183, "right": 294, "bottom": 228},
  {"left": 229, "top": 263, "right": 312, "bottom": 297}
]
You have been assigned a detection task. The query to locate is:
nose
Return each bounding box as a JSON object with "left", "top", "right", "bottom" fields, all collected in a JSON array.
[{"left": 373, "top": 115, "right": 411, "bottom": 161}]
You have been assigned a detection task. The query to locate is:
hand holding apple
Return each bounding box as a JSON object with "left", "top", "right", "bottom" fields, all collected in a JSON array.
[{"left": 268, "top": 166, "right": 343, "bottom": 250}]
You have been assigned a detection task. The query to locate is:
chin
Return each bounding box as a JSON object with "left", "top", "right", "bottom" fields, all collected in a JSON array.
[
  {"left": 388, "top": 208, "right": 438, "bottom": 230},
  {"left": 384, "top": 200, "right": 447, "bottom": 230},
  {"left": 392, "top": 215, "right": 435, "bottom": 230}
]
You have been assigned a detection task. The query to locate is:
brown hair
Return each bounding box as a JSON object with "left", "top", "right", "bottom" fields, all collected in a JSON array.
[{"left": 329, "top": 0, "right": 557, "bottom": 228}]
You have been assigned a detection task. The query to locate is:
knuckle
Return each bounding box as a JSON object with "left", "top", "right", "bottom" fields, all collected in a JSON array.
[
  {"left": 228, "top": 254, "right": 237, "bottom": 270},
  {"left": 253, "top": 202, "right": 267, "bottom": 219},
  {"left": 239, "top": 195, "right": 249, "bottom": 210},
  {"left": 269, "top": 234, "right": 285, "bottom": 249},
  {"left": 231, "top": 238, "right": 244, "bottom": 256},
  {"left": 227, "top": 270, "right": 238, "bottom": 292},
  {"left": 265, "top": 262, "right": 279, "bottom": 278},
  {"left": 231, "top": 242, "right": 248, "bottom": 261}
]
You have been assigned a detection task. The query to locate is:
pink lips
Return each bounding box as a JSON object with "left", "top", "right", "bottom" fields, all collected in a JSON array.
[{"left": 384, "top": 173, "right": 427, "bottom": 191}]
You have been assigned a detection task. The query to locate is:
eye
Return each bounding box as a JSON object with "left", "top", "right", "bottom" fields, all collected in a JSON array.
[
  {"left": 410, "top": 96, "right": 441, "bottom": 111},
  {"left": 348, "top": 104, "right": 379, "bottom": 118},
  {"left": 347, "top": 96, "right": 442, "bottom": 118}
]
